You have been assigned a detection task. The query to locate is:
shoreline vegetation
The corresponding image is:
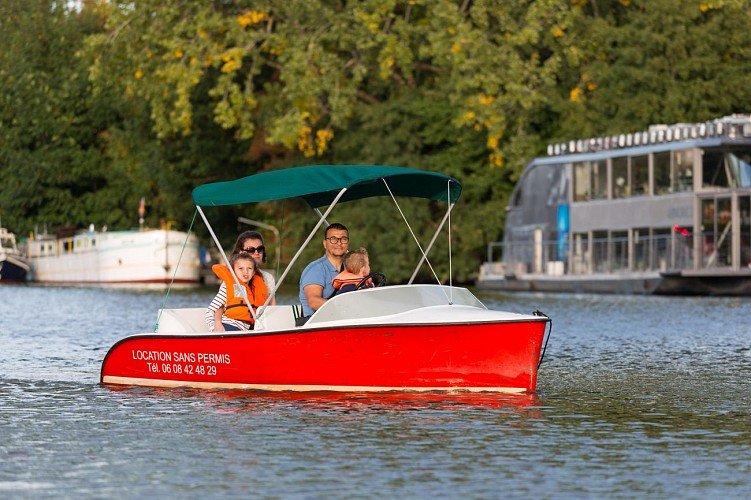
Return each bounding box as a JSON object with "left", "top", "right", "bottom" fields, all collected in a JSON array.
[{"left": 3, "top": 1, "right": 751, "bottom": 283}]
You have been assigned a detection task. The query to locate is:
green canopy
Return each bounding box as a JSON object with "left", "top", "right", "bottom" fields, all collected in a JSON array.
[{"left": 192, "top": 165, "right": 461, "bottom": 208}]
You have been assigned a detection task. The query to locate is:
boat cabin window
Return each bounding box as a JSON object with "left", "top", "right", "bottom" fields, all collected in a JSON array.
[
  {"left": 702, "top": 150, "right": 730, "bottom": 188},
  {"left": 742, "top": 196, "right": 751, "bottom": 268},
  {"left": 510, "top": 184, "right": 522, "bottom": 207},
  {"left": 592, "top": 160, "right": 607, "bottom": 199},
  {"left": 574, "top": 160, "right": 608, "bottom": 202},
  {"left": 573, "top": 162, "right": 590, "bottom": 201},
  {"left": 727, "top": 151, "right": 751, "bottom": 187},
  {"left": 612, "top": 157, "right": 628, "bottom": 198},
  {"left": 674, "top": 149, "right": 694, "bottom": 192},
  {"left": 703, "top": 149, "right": 751, "bottom": 189},
  {"left": 631, "top": 155, "right": 648, "bottom": 196},
  {"left": 515, "top": 164, "right": 564, "bottom": 218},
  {"left": 654, "top": 152, "right": 671, "bottom": 194}
]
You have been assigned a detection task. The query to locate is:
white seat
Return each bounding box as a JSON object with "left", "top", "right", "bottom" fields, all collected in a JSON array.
[
  {"left": 155, "top": 305, "right": 300, "bottom": 333},
  {"left": 254, "top": 305, "right": 298, "bottom": 331},
  {"left": 155, "top": 308, "right": 208, "bottom": 333}
]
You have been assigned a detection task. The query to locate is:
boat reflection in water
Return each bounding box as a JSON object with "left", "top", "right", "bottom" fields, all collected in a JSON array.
[{"left": 104, "top": 385, "right": 544, "bottom": 415}]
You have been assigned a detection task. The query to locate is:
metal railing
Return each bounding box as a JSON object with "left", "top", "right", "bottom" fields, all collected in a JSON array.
[{"left": 487, "top": 233, "right": 697, "bottom": 275}]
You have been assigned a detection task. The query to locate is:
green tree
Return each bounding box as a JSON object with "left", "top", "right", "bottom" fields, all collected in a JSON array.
[
  {"left": 0, "top": 1, "right": 118, "bottom": 233},
  {"left": 551, "top": 0, "right": 751, "bottom": 139},
  {"left": 83, "top": 0, "right": 579, "bottom": 281}
]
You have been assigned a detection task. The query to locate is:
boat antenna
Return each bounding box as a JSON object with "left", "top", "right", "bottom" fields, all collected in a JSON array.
[{"left": 381, "top": 178, "right": 452, "bottom": 304}]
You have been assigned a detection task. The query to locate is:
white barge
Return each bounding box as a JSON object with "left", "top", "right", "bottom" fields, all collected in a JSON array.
[{"left": 27, "top": 226, "right": 202, "bottom": 287}]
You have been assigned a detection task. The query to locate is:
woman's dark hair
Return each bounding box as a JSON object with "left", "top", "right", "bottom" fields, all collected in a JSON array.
[{"left": 232, "top": 230, "right": 267, "bottom": 263}]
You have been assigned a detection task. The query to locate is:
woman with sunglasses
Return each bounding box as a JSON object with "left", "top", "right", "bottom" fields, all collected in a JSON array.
[{"left": 231, "top": 230, "right": 276, "bottom": 305}]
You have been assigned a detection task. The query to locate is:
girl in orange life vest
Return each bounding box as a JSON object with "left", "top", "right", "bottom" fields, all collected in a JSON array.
[
  {"left": 231, "top": 230, "right": 276, "bottom": 305},
  {"left": 331, "top": 247, "right": 372, "bottom": 295},
  {"left": 205, "top": 252, "right": 269, "bottom": 332}
]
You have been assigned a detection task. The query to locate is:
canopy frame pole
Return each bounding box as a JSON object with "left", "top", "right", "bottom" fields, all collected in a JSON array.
[
  {"left": 197, "top": 205, "right": 257, "bottom": 322},
  {"left": 447, "top": 181, "right": 453, "bottom": 303},
  {"left": 382, "top": 179, "right": 452, "bottom": 304},
  {"left": 313, "top": 208, "right": 328, "bottom": 227},
  {"left": 257, "top": 187, "right": 348, "bottom": 317},
  {"left": 408, "top": 201, "right": 455, "bottom": 284}
]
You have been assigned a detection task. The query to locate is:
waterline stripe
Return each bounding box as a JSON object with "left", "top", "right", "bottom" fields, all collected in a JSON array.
[{"left": 102, "top": 376, "right": 527, "bottom": 394}]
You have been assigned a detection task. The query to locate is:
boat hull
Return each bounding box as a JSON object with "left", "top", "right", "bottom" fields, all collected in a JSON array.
[
  {"left": 0, "top": 256, "right": 30, "bottom": 282},
  {"left": 0, "top": 227, "right": 30, "bottom": 283},
  {"left": 476, "top": 269, "right": 751, "bottom": 296},
  {"left": 101, "top": 320, "right": 549, "bottom": 393}
]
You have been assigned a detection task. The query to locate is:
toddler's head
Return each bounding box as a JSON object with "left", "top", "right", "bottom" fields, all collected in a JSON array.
[{"left": 344, "top": 247, "right": 370, "bottom": 277}]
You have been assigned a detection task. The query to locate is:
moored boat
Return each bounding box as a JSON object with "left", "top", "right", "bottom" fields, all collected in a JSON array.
[
  {"left": 0, "top": 227, "right": 31, "bottom": 282},
  {"left": 27, "top": 226, "right": 202, "bottom": 286},
  {"left": 478, "top": 114, "right": 751, "bottom": 296},
  {"left": 101, "top": 165, "right": 552, "bottom": 393}
]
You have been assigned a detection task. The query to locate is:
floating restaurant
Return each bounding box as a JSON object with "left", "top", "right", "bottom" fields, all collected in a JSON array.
[{"left": 478, "top": 114, "right": 751, "bottom": 295}]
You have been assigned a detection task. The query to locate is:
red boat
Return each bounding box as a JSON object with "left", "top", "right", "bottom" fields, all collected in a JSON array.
[{"left": 101, "top": 166, "right": 551, "bottom": 393}]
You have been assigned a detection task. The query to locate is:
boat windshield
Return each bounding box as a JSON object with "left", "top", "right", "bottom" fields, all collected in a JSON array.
[
  {"left": 727, "top": 151, "right": 751, "bottom": 187},
  {"left": 704, "top": 150, "right": 751, "bottom": 188}
]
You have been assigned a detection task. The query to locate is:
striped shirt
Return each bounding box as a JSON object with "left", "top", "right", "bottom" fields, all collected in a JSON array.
[{"left": 205, "top": 270, "right": 276, "bottom": 332}]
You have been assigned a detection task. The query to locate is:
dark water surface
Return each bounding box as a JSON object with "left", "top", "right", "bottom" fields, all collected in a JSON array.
[{"left": 1, "top": 284, "right": 750, "bottom": 498}]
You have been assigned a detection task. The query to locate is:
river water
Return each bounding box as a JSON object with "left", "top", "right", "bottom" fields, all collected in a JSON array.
[{"left": 1, "top": 284, "right": 750, "bottom": 498}]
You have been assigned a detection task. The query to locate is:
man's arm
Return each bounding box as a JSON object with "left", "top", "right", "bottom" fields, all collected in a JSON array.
[{"left": 303, "top": 283, "right": 327, "bottom": 312}]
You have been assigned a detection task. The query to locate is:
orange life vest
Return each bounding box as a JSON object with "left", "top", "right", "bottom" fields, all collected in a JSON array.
[
  {"left": 212, "top": 264, "right": 269, "bottom": 323},
  {"left": 332, "top": 271, "right": 370, "bottom": 291}
]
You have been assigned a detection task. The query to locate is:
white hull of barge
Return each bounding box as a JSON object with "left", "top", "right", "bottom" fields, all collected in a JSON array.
[{"left": 28, "top": 229, "right": 202, "bottom": 286}]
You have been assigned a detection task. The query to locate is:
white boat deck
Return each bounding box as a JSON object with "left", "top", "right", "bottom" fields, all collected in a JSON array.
[{"left": 155, "top": 285, "right": 540, "bottom": 335}]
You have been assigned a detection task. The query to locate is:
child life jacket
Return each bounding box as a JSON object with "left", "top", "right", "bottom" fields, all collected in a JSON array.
[
  {"left": 331, "top": 271, "right": 371, "bottom": 295},
  {"left": 212, "top": 264, "right": 269, "bottom": 323}
]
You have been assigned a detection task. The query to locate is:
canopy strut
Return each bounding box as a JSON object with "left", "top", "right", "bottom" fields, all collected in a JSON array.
[
  {"left": 382, "top": 178, "right": 452, "bottom": 304},
  {"left": 257, "top": 187, "right": 349, "bottom": 317},
  {"left": 197, "top": 205, "right": 257, "bottom": 322}
]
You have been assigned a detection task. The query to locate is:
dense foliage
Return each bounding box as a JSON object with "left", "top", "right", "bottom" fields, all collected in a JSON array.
[{"left": 2, "top": 0, "right": 751, "bottom": 283}]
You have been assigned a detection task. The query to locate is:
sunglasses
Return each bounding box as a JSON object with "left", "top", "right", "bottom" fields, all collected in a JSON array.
[{"left": 243, "top": 245, "right": 265, "bottom": 254}]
